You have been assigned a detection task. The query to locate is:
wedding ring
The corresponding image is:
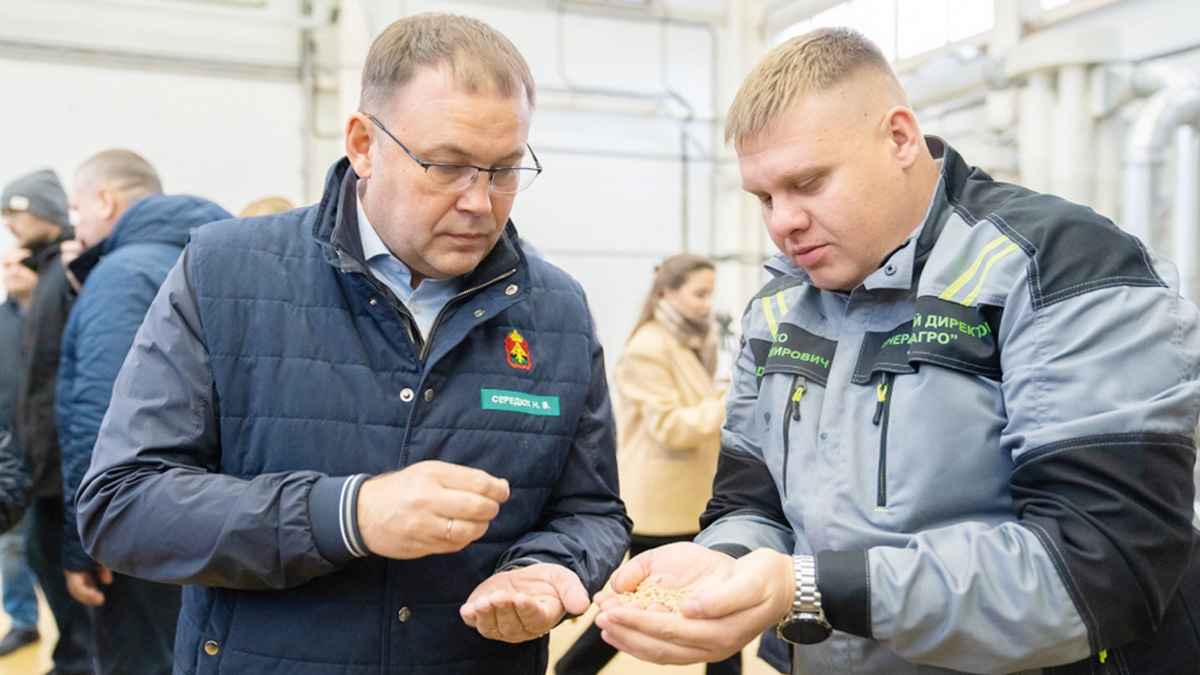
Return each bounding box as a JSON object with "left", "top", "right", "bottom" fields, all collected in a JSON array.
[{"left": 445, "top": 518, "right": 454, "bottom": 541}]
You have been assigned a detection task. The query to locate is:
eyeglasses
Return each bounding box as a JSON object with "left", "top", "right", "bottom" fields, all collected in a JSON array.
[{"left": 364, "top": 113, "right": 542, "bottom": 194}]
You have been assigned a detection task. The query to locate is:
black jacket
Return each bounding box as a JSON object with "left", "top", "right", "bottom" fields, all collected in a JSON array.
[{"left": 14, "top": 230, "right": 74, "bottom": 498}]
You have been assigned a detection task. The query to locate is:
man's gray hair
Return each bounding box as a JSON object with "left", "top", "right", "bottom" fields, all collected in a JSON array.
[{"left": 359, "top": 13, "right": 535, "bottom": 113}]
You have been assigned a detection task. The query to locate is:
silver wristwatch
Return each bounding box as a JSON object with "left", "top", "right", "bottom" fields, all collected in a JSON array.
[{"left": 776, "top": 554, "right": 832, "bottom": 644}]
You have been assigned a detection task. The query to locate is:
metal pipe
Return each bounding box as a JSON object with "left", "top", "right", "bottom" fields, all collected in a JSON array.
[
  {"left": 1171, "top": 126, "right": 1199, "bottom": 299},
  {"left": 1018, "top": 72, "right": 1054, "bottom": 194},
  {"left": 1122, "top": 66, "right": 1200, "bottom": 246},
  {"left": 1052, "top": 64, "right": 1093, "bottom": 205}
]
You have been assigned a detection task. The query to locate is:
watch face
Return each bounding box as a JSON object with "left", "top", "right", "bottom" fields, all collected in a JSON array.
[{"left": 777, "top": 616, "right": 833, "bottom": 645}]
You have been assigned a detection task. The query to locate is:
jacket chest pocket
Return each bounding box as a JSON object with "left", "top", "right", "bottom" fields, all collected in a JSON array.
[
  {"left": 751, "top": 321, "right": 837, "bottom": 499},
  {"left": 855, "top": 301, "right": 1004, "bottom": 510}
]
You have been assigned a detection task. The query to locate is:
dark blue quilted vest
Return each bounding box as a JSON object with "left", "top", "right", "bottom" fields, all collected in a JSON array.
[{"left": 174, "top": 160, "right": 620, "bottom": 674}]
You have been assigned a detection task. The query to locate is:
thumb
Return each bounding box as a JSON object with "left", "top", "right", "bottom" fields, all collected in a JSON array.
[
  {"left": 682, "top": 549, "right": 787, "bottom": 620},
  {"left": 553, "top": 571, "right": 591, "bottom": 615}
]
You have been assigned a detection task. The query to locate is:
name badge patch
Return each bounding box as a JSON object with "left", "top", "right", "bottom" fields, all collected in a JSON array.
[{"left": 481, "top": 389, "right": 560, "bottom": 417}]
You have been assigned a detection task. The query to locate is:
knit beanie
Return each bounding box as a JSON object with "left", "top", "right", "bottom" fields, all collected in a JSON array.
[{"left": 1, "top": 169, "right": 70, "bottom": 228}]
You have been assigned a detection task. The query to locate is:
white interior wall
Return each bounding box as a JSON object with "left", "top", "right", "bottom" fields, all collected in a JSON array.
[
  {"left": 344, "top": 0, "right": 728, "bottom": 373},
  {"left": 2, "top": 0, "right": 1198, "bottom": 374}
]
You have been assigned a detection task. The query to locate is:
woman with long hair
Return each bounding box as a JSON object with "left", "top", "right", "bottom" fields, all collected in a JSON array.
[{"left": 555, "top": 253, "right": 739, "bottom": 675}]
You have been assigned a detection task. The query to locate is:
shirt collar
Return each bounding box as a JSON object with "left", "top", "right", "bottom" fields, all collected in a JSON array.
[{"left": 355, "top": 181, "right": 419, "bottom": 291}]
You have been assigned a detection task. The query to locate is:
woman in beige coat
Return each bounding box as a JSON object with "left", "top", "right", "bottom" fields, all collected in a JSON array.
[{"left": 556, "top": 254, "right": 739, "bottom": 675}]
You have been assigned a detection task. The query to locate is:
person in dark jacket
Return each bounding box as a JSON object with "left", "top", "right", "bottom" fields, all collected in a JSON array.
[
  {"left": 58, "top": 149, "right": 230, "bottom": 675},
  {"left": 2, "top": 168, "right": 94, "bottom": 675},
  {"left": 0, "top": 428, "right": 30, "bottom": 537},
  {"left": 0, "top": 246, "right": 41, "bottom": 656},
  {"left": 76, "top": 13, "right": 630, "bottom": 675}
]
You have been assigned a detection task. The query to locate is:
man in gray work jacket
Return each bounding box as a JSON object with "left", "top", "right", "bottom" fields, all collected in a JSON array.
[
  {"left": 594, "top": 28, "right": 1200, "bottom": 674},
  {"left": 76, "top": 13, "right": 630, "bottom": 674}
]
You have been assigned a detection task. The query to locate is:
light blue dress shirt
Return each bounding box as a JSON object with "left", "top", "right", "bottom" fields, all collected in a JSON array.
[{"left": 356, "top": 190, "right": 459, "bottom": 340}]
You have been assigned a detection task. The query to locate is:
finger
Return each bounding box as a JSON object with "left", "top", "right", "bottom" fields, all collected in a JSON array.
[
  {"left": 596, "top": 603, "right": 715, "bottom": 652},
  {"left": 97, "top": 566, "right": 114, "bottom": 585},
  {"left": 66, "top": 574, "right": 106, "bottom": 607},
  {"left": 438, "top": 490, "right": 505, "bottom": 522},
  {"left": 440, "top": 517, "right": 491, "bottom": 549},
  {"left": 459, "top": 599, "right": 479, "bottom": 627},
  {"left": 682, "top": 550, "right": 789, "bottom": 620},
  {"left": 430, "top": 462, "right": 510, "bottom": 503},
  {"left": 595, "top": 612, "right": 717, "bottom": 666},
  {"left": 471, "top": 595, "right": 500, "bottom": 638},
  {"left": 607, "top": 556, "right": 652, "bottom": 594},
  {"left": 488, "top": 591, "right": 528, "bottom": 642},
  {"left": 512, "top": 593, "right": 552, "bottom": 632},
  {"left": 551, "top": 572, "right": 590, "bottom": 616}
]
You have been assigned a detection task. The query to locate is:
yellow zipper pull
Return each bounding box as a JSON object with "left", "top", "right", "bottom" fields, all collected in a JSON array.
[
  {"left": 1099, "top": 650, "right": 1107, "bottom": 664},
  {"left": 791, "top": 381, "right": 805, "bottom": 421},
  {"left": 872, "top": 381, "right": 889, "bottom": 425}
]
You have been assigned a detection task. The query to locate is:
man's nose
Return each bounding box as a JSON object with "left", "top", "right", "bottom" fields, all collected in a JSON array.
[
  {"left": 456, "top": 174, "right": 494, "bottom": 215},
  {"left": 767, "top": 198, "right": 809, "bottom": 237}
]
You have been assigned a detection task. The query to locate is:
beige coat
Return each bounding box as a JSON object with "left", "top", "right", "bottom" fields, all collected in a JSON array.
[{"left": 615, "top": 320, "right": 725, "bottom": 536}]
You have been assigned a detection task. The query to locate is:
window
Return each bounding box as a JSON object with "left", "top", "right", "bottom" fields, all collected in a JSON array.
[{"left": 776, "top": 0, "right": 995, "bottom": 62}]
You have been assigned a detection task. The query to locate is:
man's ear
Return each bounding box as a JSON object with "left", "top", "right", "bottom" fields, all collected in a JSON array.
[
  {"left": 98, "top": 188, "right": 120, "bottom": 221},
  {"left": 346, "top": 113, "right": 374, "bottom": 178},
  {"left": 884, "top": 106, "right": 923, "bottom": 169}
]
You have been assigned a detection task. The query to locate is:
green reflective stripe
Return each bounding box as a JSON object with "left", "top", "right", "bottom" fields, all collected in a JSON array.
[
  {"left": 480, "top": 389, "right": 561, "bottom": 416},
  {"left": 961, "top": 242, "right": 1020, "bottom": 305},
  {"left": 939, "top": 235, "right": 1012, "bottom": 302},
  {"left": 761, "top": 296, "right": 779, "bottom": 338},
  {"left": 774, "top": 291, "right": 788, "bottom": 316}
]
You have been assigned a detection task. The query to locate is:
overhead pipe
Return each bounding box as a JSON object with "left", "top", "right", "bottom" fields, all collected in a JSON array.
[{"left": 1121, "top": 63, "right": 1200, "bottom": 256}]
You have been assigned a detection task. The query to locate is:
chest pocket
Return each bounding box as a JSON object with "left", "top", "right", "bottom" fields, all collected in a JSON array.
[
  {"left": 853, "top": 297, "right": 1002, "bottom": 508},
  {"left": 853, "top": 296, "right": 1002, "bottom": 384},
  {"left": 750, "top": 321, "right": 837, "bottom": 388}
]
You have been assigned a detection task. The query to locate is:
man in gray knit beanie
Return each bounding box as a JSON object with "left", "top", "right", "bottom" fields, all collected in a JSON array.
[
  {"left": 1, "top": 167, "right": 94, "bottom": 675},
  {"left": 1, "top": 170, "right": 71, "bottom": 238}
]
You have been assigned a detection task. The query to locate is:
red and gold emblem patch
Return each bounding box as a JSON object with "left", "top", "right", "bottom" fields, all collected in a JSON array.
[{"left": 505, "top": 330, "right": 532, "bottom": 370}]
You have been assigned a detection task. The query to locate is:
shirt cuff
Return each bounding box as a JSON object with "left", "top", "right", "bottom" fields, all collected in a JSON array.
[{"left": 309, "top": 474, "right": 370, "bottom": 563}]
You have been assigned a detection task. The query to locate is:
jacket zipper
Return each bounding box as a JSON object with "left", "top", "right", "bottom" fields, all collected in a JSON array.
[
  {"left": 873, "top": 373, "right": 893, "bottom": 509},
  {"left": 418, "top": 268, "right": 517, "bottom": 362},
  {"left": 781, "top": 375, "right": 806, "bottom": 499}
]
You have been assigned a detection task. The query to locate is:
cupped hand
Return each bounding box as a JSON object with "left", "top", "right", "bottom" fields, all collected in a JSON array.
[
  {"left": 460, "top": 563, "right": 590, "bottom": 643},
  {"left": 594, "top": 545, "right": 794, "bottom": 665}
]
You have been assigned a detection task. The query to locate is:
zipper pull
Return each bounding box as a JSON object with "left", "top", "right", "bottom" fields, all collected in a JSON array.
[
  {"left": 873, "top": 379, "right": 889, "bottom": 425},
  {"left": 791, "top": 378, "right": 805, "bottom": 421}
]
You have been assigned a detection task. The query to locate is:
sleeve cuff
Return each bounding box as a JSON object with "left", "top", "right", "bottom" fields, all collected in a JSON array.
[
  {"left": 817, "top": 549, "right": 871, "bottom": 639},
  {"left": 309, "top": 475, "right": 370, "bottom": 563},
  {"left": 706, "top": 542, "right": 752, "bottom": 558}
]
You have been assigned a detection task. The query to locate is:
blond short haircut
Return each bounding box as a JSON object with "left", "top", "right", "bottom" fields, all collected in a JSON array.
[
  {"left": 725, "top": 27, "right": 902, "bottom": 149},
  {"left": 239, "top": 196, "right": 294, "bottom": 217},
  {"left": 76, "top": 149, "right": 163, "bottom": 198},
  {"left": 359, "top": 13, "right": 535, "bottom": 113}
]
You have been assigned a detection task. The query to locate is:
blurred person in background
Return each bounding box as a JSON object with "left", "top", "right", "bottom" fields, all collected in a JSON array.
[
  {"left": 0, "top": 246, "right": 41, "bottom": 657},
  {"left": 238, "top": 195, "right": 293, "bottom": 217},
  {"left": 1, "top": 168, "right": 94, "bottom": 675},
  {"left": 0, "top": 428, "right": 30, "bottom": 547},
  {"left": 58, "top": 149, "right": 230, "bottom": 674},
  {"left": 556, "top": 253, "right": 739, "bottom": 675}
]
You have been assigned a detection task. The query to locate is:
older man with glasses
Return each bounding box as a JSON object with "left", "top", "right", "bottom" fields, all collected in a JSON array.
[{"left": 75, "top": 12, "right": 630, "bottom": 675}]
